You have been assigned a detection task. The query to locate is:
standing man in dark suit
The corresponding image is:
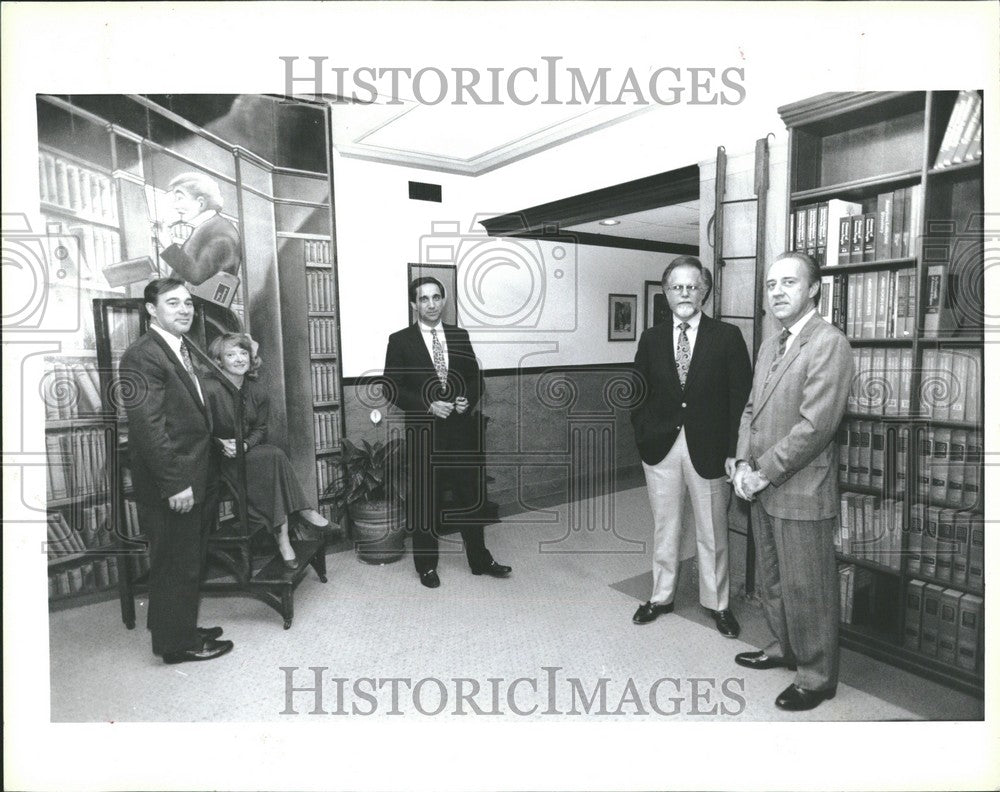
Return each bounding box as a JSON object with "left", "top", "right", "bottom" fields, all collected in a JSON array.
[
  {"left": 120, "top": 278, "right": 233, "bottom": 664},
  {"left": 383, "top": 277, "right": 511, "bottom": 589},
  {"left": 730, "top": 251, "right": 853, "bottom": 711},
  {"left": 630, "top": 256, "right": 752, "bottom": 637}
]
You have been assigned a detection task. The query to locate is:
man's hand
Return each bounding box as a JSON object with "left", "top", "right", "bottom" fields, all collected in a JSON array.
[
  {"left": 429, "top": 400, "right": 455, "bottom": 419},
  {"left": 734, "top": 467, "right": 769, "bottom": 501},
  {"left": 724, "top": 457, "right": 739, "bottom": 481},
  {"left": 454, "top": 396, "right": 469, "bottom": 415},
  {"left": 217, "top": 438, "right": 247, "bottom": 458},
  {"left": 168, "top": 486, "right": 195, "bottom": 513}
]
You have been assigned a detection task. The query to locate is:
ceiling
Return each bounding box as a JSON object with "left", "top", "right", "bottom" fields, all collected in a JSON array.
[{"left": 563, "top": 201, "right": 700, "bottom": 246}]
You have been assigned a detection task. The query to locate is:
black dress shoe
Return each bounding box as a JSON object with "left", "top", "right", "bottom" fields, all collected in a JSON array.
[
  {"left": 419, "top": 569, "right": 441, "bottom": 588},
  {"left": 632, "top": 600, "right": 674, "bottom": 624},
  {"left": 709, "top": 609, "right": 741, "bottom": 638},
  {"left": 734, "top": 650, "right": 797, "bottom": 670},
  {"left": 471, "top": 560, "right": 511, "bottom": 578},
  {"left": 196, "top": 626, "right": 223, "bottom": 641},
  {"left": 775, "top": 683, "right": 836, "bottom": 711},
  {"left": 162, "top": 638, "right": 234, "bottom": 665}
]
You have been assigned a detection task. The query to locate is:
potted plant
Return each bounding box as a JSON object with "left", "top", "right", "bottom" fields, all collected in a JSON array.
[{"left": 327, "top": 437, "right": 407, "bottom": 564}]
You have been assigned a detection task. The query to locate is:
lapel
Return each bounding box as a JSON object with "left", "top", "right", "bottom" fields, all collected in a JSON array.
[
  {"left": 753, "top": 314, "right": 820, "bottom": 415},
  {"left": 683, "top": 313, "right": 713, "bottom": 393},
  {"left": 655, "top": 320, "right": 684, "bottom": 396},
  {"left": 147, "top": 329, "right": 209, "bottom": 421},
  {"left": 406, "top": 323, "right": 434, "bottom": 371}
]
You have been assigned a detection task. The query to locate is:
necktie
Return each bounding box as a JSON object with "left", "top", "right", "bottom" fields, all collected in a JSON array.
[
  {"left": 179, "top": 339, "right": 196, "bottom": 378},
  {"left": 767, "top": 329, "right": 792, "bottom": 380},
  {"left": 676, "top": 322, "right": 691, "bottom": 387},
  {"left": 431, "top": 328, "right": 448, "bottom": 387}
]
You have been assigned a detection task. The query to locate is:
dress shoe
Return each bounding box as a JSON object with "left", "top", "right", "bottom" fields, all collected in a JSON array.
[
  {"left": 709, "top": 608, "right": 741, "bottom": 638},
  {"left": 298, "top": 509, "right": 330, "bottom": 529},
  {"left": 471, "top": 560, "right": 512, "bottom": 578},
  {"left": 632, "top": 600, "right": 674, "bottom": 624},
  {"left": 419, "top": 569, "right": 440, "bottom": 589},
  {"left": 734, "top": 650, "right": 797, "bottom": 671},
  {"left": 283, "top": 553, "right": 298, "bottom": 570},
  {"left": 196, "top": 626, "right": 223, "bottom": 641},
  {"left": 775, "top": 683, "right": 836, "bottom": 711},
  {"left": 162, "top": 638, "right": 234, "bottom": 665}
]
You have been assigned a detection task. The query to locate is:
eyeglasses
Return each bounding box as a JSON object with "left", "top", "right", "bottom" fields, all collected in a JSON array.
[{"left": 666, "top": 284, "right": 703, "bottom": 294}]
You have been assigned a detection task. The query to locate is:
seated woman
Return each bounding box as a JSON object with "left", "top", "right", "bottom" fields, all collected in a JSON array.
[{"left": 204, "top": 332, "right": 328, "bottom": 568}]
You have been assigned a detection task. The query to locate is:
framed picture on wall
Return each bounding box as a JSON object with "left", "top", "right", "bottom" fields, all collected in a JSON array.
[
  {"left": 608, "top": 294, "right": 637, "bottom": 341},
  {"left": 644, "top": 279, "right": 670, "bottom": 330},
  {"left": 407, "top": 263, "right": 458, "bottom": 325}
]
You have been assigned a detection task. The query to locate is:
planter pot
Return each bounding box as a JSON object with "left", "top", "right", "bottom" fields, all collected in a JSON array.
[{"left": 349, "top": 500, "right": 405, "bottom": 564}]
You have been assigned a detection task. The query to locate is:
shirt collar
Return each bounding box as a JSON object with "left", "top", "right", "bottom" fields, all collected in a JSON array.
[
  {"left": 674, "top": 311, "right": 702, "bottom": 331},
  {"left": 785, "top": 308, "right": 816, "bottom": 339},
  {"left": 188, "top": 208, "right": 217, "bottom": 229},
  {"left": 418, "top": 320, "right": 444, "bottom": 332},
  {"left": 149, "top": 322, "right": 184, "bottom": 354}
]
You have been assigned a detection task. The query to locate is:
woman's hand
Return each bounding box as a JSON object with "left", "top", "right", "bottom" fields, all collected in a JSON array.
[{"left": 217, "top": 438, "right": 246, "bottom": 458}]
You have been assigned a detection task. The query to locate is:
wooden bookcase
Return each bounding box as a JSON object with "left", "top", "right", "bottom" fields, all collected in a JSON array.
[
  {"left": 779, "top": 92, "right": 985, "bottom": 695},
  {"left": 40, "top": 94, "right": 345, "bottom": 611}
]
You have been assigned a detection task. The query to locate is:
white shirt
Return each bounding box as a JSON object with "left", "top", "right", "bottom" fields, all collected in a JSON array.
[
  {"left": 188, "top": 208, "right": 218, "bottom": 229},
  {"left": 149, "top": 323, "right": 204, "bottom": 403},
  {"left": 780, "top": 308, "right": 816, "bottom": 355},
  {"left": 418, "top": 321, "right": 448, "bottom": 369},
  {"left": 672, "top": 310, "right": 702, "bottom": 357}
]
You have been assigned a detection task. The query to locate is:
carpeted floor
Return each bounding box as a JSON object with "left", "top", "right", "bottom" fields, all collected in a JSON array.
[{"left": 48, "top": 486, "right": 984, "bottom": 722}]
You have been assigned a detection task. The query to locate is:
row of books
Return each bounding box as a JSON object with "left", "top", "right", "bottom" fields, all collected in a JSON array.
[
  {"left": 306, "top": 271, "right": 337, "bottom": 312},
  {"left": 44, "top": 360, "right": 103, "bottom": 420},
  {"left": 838, "top": 419, "right": 899, "bottom": 492},
  {"left": 919, "top": 349, "right": 981, "bottom": 423},
  {"left": 916, "top": 427, "right": 983, "bottom": 508},
  {"left": 932, "top": 91, "right": 983, "bottom": 170},
  {"left": 906, "top": 505, "right": 984, "bottom": 591},
  {"left": 308, "top": 318, "right": 339, "bottom": 354},
  {"left": 46, "top": 428, "right": 110, "bottom": 501},
  {"left": 819, "top": 268, "right": 916, "bottom": 339},
  {"left": 313, "top": 410, "right": 342, "bottom": 453},
  {"left": 316, "top": 457, "right": 343, "bottom": 497},
  {"left": 836, "top": 495, "right": 903, "bottom": 571},
  {"left": 846, "top": 349, "right": 913, "bottom": 416},
  {"left": 904, "top": 583, "right": 982, "bottom": 672},
  {"left": 304, "top": 239, "right": 332, "bottom": 267},
  {"left": 49, "top": 555, "right": 122, "bottom": 599},
  {"left": 47, "top": 508, "right": 114, "bottom": 556},
  {"left": 838, "top": 563, "right": 874, "bottom": 624},
  {"left": 42, "top": 214, "right": 123, "bottom": 289},
  {"left": 311, "top": 362, "right": 340, "bottom": 403},
  {"left": 789, "top": 187, "right": 922, "bottom": 268},
  {"left": 38, "top": 151, "right": 120, "bottom": 225}
]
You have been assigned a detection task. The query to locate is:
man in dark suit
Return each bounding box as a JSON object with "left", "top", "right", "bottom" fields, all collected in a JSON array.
[
  {"left": 120, "top": 278, "right": 233, "bottom": 664},
  {"left": 382, "top": 277, "right": 511, "bottom": 588},
  {"left": 159, "top": 172, "right": 242, "bottom": 286},
  {"left": 729, "top": 251, "right": 853, "bottom": 711},
  {"left": 630, "top": 256, "right": 752, "bottom": 637}
]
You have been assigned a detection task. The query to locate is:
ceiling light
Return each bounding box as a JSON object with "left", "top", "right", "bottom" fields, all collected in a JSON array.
[{"left": 600, "top": 219, "right": 620, "bottom": 226}]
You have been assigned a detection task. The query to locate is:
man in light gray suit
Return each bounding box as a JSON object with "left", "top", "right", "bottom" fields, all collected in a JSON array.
[{"left": 727, "top": 251, "right": 853, "bottom": 712}]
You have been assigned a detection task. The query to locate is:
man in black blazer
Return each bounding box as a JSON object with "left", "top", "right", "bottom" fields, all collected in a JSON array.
[
  {"left": 120, "top": 278, "right": 233, "bottom": 663},
  {"left": 383, "top": 277, "right": 510, "bottom": 588},
  {"left": 630, "top": 256, "right": 752, "bottom": 636}
]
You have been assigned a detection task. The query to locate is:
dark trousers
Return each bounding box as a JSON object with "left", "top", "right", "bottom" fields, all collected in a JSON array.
[
  {"left": 412, "top": 520, "right": 490, "bottom": 575},
  {"left": 409, "top": 462, "right": 491, "bottom": 574},
  {"left": 751, "top": 502, "right": 840, "bottom": 691},
  {"left": 138, "top": 496, "right": 214, "bottom": 655}
]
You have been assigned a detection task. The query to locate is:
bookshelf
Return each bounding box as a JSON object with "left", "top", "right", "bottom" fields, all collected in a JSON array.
[
  {"left": 779, "top": 91, "right": 984, "bottom": 695},
  {"left": 40, "top": 94, "right": 344, "bottom": 611}
]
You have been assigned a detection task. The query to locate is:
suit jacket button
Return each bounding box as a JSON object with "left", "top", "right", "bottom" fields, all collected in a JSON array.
[{"left": 681, "top": 402, "right": 687, "bottom": 408}]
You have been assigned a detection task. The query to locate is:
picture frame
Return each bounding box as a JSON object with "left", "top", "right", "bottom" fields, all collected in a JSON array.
[
  {"left": 644, "top": 279, "right": 670, "bottom": 330},
  {"left": 407, "top": 262, "right": 458, "bottom": 325},
  {"left": 607, "top": 293, "right": 637, "bottom": 341}
]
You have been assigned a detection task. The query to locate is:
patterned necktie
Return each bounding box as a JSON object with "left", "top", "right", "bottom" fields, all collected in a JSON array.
[
  {"left": 676, "top": 322, "right": 691, "bottom": 387},
  {"left": 767, "top": 328, "right": 792, "bottom": 379},
  {"left": 178, "top": 339, "right": 203, "bottom": 403},
  {"left": 431, "top": 328, "right": 448, "bottom": 387}
]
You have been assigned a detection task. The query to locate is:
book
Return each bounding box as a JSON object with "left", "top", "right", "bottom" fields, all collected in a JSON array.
[
  {"left": 935, "top": 509, "right": 956, "bottom": 584},
  {"left": 923, "top": 263, "right": 946, "bottom": 337},
  {"left": 903, "top": 580, "right": 925, "bottom": 651},
  {"left": 849, "top": 215, "right": 865, "bottom": 264},
  {"left": 966, "top": 516, "right": 984, "bottom": 592},
  {"left": 795, "top": 207, "right": 807, "bottom": 252},
  {"left": 847, "top": 420, "right": 862, "bottom": 486},
  {"left": 819, "top": 275, "right": 835, "bottom": 324},
  {"left": 946, "top": 430, "right": 967, "bottom": 508},
  {"left": 948, "top": 92, "right": 982, "bottom": 166},
  {"left": 950, "top": 511, "right": 971, "bottom": 586},
  {"left": 963, "top": 349, "right": 981, "bottom": 423},
  {"left": 937, "top": 589, "right": 962, "bottom": 665},
  {"left": 870, "top": 422, "right": 886, "bottom": 491},
  {"left": 857, "top": 420, "right": 873, "bottom": 487},
  {"left": 917, "top": 427, "right": 934, "bottom": 499},
  {"left": 874, "top": 269, "right": 889, "bottom": 338},
  {"left": 898, "top": 349, "right": 913, "bottom": 414},
  {"left": 837, "top": 422, "right": 850, "bottom": 486},
  {"left": 805, "top": 205, "right": 818, "bottom": 257},
  {"left": 827, "top": 200, "right": 862, "bottom": 267},
  {"left": 900, "top": 187, "right": 913, "bottom": 258},
  {"left": 948, "top": 351, "right": 968, "bottom": 423},
  {"left": 920, "top": 583, "right": 945, "bottom": 658},
  {"left": 933, "top": 91, "right": 976, "bottom": 169},
  {"left": 890, "top": 187, "right": 906, "bottom": 258},
  {"left": 884, "top": 347, "right": 900, "bottom": 415},
  {"left": 875, "top": 192, "right": 894, "bottom": 262},
  {"left": 930, "top": 428, "right": 950, "bottom": 502},
  {"left": 962, "top": 433, "right": 981, "bottom": 509},
  {"left": 837, "top": 215, "right": 852, "bottom": 265},
  {"left": 860, "top": 271, "right": 877, "bottom": 339},
  {"left": 906, "top": 504, "right": 925, "bottom": 576},
  {"left": 956, "top": 593, "right": 983, "bottom": 672},
  {"left": 894, "top": 426, "right": 909, "bottom": 499},
  {"left": 862, "top": 212, "right": 877, "bottom": 262}
]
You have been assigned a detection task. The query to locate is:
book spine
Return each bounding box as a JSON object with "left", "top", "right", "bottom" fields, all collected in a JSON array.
[
  {"left": 919, "top": 583, "right": 945, "bottom": 658},
  {"left": 956, "top": 593, "right": 983, "bottom": 672},
  {"left": 903, "top": 580, "right": 925, "bottom": 651}
]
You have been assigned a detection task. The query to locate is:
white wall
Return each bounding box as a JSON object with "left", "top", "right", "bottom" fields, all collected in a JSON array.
[{"left": 334, "top": 103, "right": 786, "bottom": 376}]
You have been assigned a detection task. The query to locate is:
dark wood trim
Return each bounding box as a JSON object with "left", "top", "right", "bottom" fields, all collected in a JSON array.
[
  {"left": 480, "top": 164, "right": 699, "bottom": 238},
  {"left": 342, "top": 360, "right": 637, "bottom": 387},
  {"left": 505, "top": 229, "right": 696, "bottom": 254},
  {"left": 777, "top": 91, "right": 925, "bottom": 130}
]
